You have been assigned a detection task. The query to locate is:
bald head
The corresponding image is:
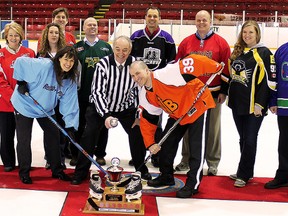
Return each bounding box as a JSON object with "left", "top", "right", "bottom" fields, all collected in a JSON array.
[
  {"left": 195, "top": 10, "right": 211, "bottom": 36},
  {"left": 130, "top": 60, "right": 148, "bottom": 72},
  {"left": 84, "top": 17, "right": 98, "bottom": 27},
  {"left": 195, "top": 10, "right": 211, "bottom": 21},
  {"left": 83, "top": 17, "right": 98, "bottom": 38},
  {"left": 129, "top": 61, "right": 150, "bottom": 87}
]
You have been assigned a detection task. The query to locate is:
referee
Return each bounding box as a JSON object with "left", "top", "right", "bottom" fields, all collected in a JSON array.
[{"left": 71, "top": 36, "right": 151, "bottom": 184}]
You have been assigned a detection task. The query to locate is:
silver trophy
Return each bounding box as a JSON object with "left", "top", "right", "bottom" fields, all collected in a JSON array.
[{"left": 106, "top": 157, "right": 123, "bottom": 192}]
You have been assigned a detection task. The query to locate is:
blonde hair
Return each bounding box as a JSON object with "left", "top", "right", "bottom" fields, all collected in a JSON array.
[
  {"left": 230, "top": 20, "right": 261, "bottom": 61},
  {"left": 4, "top": 22, "right": 24, "bottom": 44}
]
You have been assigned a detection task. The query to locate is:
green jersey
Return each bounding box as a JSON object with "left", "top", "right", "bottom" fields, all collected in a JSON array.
[{"left": 74, "top": 40, "right": 113, "bottom": 102}]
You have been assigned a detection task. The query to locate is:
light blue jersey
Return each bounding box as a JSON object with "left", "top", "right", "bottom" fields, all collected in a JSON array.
[{"left": 11, "top": 57, "right": 79, "bottom": 130}]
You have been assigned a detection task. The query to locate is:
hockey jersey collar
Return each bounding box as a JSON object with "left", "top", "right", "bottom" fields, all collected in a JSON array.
[
  {"left": 145, "top": 26, "right": 160, "bottom": 39},
  {"left": 6, "top": 44, "right": 21, "bottom": 54},
  {"left": 84, "top": 37, "right": 99, "bottom": 46}
]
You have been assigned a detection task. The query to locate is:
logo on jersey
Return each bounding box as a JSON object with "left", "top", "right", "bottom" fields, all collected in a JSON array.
[
  {"left": 86, "top": 57, "right": 99, "bottom": 68},
  {"left": 281, "top": 61, "right": 288, "bottom": 81},
  {"left": 156, "top": 96, "right": 178, "bottom": 114},
  {"left": 142, "top": 47, "right": 161, "bottom": 67},
  {"left": 76, "top": 46, "right": 84, "bottom": 52},
  {"left": 231, "top": 60, "right": 249, "bottom": 86},
  {"left": 10, "top": 60, "right": 15, "bottom": 68}
]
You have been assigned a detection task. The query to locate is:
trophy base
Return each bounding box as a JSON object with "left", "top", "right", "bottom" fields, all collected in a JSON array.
[{"left": 83, "top": 186, "right": 144, "bottom": 215}]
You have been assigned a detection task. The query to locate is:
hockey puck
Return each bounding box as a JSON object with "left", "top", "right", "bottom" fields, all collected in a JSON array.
[{"left": 110, "top": 119, "right": 118, "bottom": 127}]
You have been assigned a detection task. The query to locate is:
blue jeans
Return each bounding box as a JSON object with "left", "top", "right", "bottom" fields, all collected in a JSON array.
[{"left": 232, "top": 111, "right": 264, "bottom": 181}]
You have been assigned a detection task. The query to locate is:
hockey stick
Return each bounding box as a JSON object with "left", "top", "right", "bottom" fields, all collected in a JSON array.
[
  {"left": 118, "top": 64, "right": 224, "bottom": 187},
  {"left": 25, "top": 92, "right": 108, "bottom": 176},
  {"left": 139, "top": 70, "right": 221, "bottom": 169}
]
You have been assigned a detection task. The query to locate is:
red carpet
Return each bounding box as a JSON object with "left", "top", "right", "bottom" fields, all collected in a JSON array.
[{"left": 0, "top": 166, "right": 287, "bottom": 216}]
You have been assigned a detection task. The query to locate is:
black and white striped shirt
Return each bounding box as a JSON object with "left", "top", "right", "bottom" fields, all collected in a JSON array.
[{"left": 90, "top": 54, "right": 139, "bottom": 118}]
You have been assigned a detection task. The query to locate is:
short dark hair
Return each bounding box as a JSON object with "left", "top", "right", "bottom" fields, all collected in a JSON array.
[
  {"left": 145, "top": 6, "right": 161, "bottom": 17},
  {"left": 53, "top": 46, "right": 79, "bottom": 86},
  {"left": 52, "top": 7, "right": 69, "bottom": 19}
]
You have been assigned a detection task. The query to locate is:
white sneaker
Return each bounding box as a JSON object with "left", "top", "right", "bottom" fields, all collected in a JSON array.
[
  {"left": 234, "top": 178, "right": 247, "bottom": 188},
  {"left": 125, "top": 171, "right": 142, "bottom": 202},
  {"left": 175, "top": 162, "right": 189, "bottom": 171},
  {"left": 89, "top": 170, "right": 104, "bottom": 201}
]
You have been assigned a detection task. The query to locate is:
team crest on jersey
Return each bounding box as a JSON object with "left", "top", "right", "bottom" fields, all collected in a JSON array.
[
  {"left": 143, "top": 47, "right": 161, "bottom": 66},
  {"left": 76, "top": 47, "right": 84, "bottom": 52},
  {"left": 156, "top": 96, "right": 178, "bottom": 114},
  {"left": 10, "top": 60, "right": 15, "bottom": 68},
  {"left": 86, "top": 57, "right": 99, "bottom": 68},
  {"left": 0, "top": 52, "right": 4, "bottom": 57},
  {"left": 231, "top": 59, "right": 249, "bottom": 86},
  {"left": 281, "top": 61, "right": 288, "bottom": 81}
]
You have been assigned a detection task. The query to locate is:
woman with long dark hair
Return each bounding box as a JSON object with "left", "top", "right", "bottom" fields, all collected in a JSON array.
[{"left": 11, "top": 46, "right": 79, "bottom": 184}]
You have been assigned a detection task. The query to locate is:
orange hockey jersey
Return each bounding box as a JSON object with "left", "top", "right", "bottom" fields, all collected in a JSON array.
[{"left": 139, "top": 54, "right": 224, "bottom": 148}]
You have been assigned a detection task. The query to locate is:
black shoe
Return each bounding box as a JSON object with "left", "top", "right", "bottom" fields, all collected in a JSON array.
[
  {"left": 264, "top": 179, "right": 288, "bottom": 189},
  {"left": 4, "top": 166, "right": 15, "bottom": 172},
  {"left": 141, "top": 172, "right": 152, "bottom": 181},
  {"left": 21, "top": 176, "right": 32, "bottom": 184},
  {"left": 52, "top": 171, "right": 71, "bottom": 181},
  {"left": 128, "top": 159, "right": 134, "bottom": 166},
  {"left": 61, "top": 163, "right": 67, "bottom": 170},
  {"left": 96, "top": 157, "right": 106, "bottom": 166},
  {"left": 176, "top": 185, "right": 198, "bottom": 198},
  {"left": 147, "top": 173, "right": 175, "bottom": 187},
  {"left": 71, "top": 178, "right": 83, "bottom": 185},
  {"left": 69, "top": 157, "right": 78, "bottom": 166},
  {"left": 45, "top": 162, "right": 51, "bottom": 170},
  {"left": 64, "top": 148, "right": 72, "bottom": 159},
  {"left": 151, "top": 155, "right": 160, "bottom": 168}
]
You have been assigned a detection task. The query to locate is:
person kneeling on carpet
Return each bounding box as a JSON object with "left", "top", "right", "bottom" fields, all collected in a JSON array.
[
  {"left": 11, "top": 46, "right": 79, "bottom": 184},
  {"left": 129, "top": 54, "right": 224, "bottom": 198}
]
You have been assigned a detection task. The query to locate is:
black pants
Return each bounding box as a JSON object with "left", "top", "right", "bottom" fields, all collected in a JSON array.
[
  {"left": 74, "top": 101, "right": 108, "bottom": 159},
  {"left": 0, "top": 112, "right": 16, "bottom": 167},
  {"left": 232, "top": 111, "right": 264, "bottom": 181},
  {"left": 14, "top": 110, "right": 63, "bottom": 178},
  {"left": 44, "top": 103, "right": 66, "bottom": 164},
  {"left": 159, "top": 111, "right": 209, "bottom": 190},
  {"left": 275, "top": 115, "right": 288, "bottom": 179},
  {"left": 73, "top": 105, "right": 148, "bottom": 180}
]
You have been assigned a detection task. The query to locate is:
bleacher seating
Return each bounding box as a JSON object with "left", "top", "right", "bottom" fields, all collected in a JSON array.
[
  {"left": 105, "top": 0, "right": 288, "bottom": 20},
  {"left": 0, "top": 0, "right": 101, "bottom": 40},
  {"left": 2, "top": 0, "right": 288, "bottom": 41},
  {"left": 0, "top": 1, "right": 99, "bottom": 28}
]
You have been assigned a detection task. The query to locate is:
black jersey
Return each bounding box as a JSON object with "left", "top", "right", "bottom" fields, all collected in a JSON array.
[{"left": 130, "top": 29, "right": 176, "bottom": 71}]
